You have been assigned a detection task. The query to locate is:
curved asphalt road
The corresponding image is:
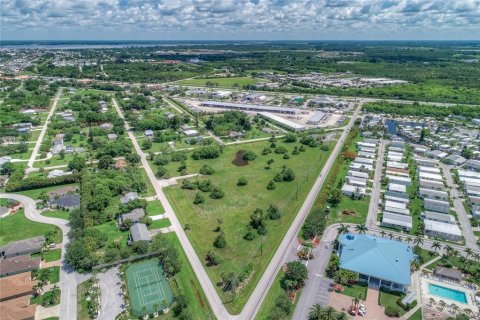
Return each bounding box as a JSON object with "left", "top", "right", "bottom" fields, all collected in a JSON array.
[{"left": 0, "top": 193, "right": 80, "bottom": 320}]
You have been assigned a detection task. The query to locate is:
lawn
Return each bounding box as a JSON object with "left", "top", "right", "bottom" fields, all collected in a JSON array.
[
  {"left": 325, "top": 133, "right": 370, "bottom": 225},
  {"left": 42, "top": 209, "right": 70, "bottom": 220},
  {"left": 177, "top": 76, "right": 261, "bottom": 88},
  {"left": 148, "top": 218, "right": 171, "bottom": 230},
  {"left": 16, "top": 183, "right": 77, "bottom": 200},
  {"left": 140, "top": 169, "right": 156, "bottom": 197},
  {"left": 33, "top": 153, "right": 82, "bottom": 168},
  {"left": 164, "top": 139, "right": 335, "bottom": 313},
  {"left": 47, "top": 266, "right": 60, "bottom": 284},
  {"left": 93, "top": 220, "right": 129, "bottom": 245},
  {"left": 44, "top": 249, "right": 62, "bottom": 262},
  {"left": 165, "top": 233, "right": 214, "bottom": 318},
  {"left": 407, "top": 308, "right": 422, "bottom": 320},
  {"left": 145, "top": 200, "right": 165, "bottom": 216},
  {"left": 77, "top": 280, "right": 92, "bottom": 320},
  {"left": 256, "top": 269, "right": 300, "bottom": 320},
  {"left": 379, "top": 288, "right": 407, "bottom": 316},
  {"left": 340, "top": 282, "right": 368, "bottom": 300},
  {"left": 0, "top": 209, "right": 62, "bottom": 246}
]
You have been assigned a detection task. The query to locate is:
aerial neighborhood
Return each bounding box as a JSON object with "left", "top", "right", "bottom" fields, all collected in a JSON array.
[{"left": 1, "top": 38, "right": 480, "bottom": 320}]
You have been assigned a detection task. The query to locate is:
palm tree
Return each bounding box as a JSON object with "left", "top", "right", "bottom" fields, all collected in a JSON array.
[
  {"left": 473, "top": 253, "right": 480, "bottom": 262},
  {"left": 323, "top": 306, "right": 337, "bottom": 320},
  {"left": 405, "top": 236, "right": 412, "bottom": 245},
  {"left": 451, "top": 304, "right": 459, "bottom": 314},
  {"left": 388, "top": 232, "right": 394, "bottom": 240},
  {"left": 380, "top": 230, "right": 386, "bottom": 238},
  {"left": 438, "top": 300, "right": 446, "bottom": 310},
  {"left": 355, "top": 223, "right": 367, "bottom": 234},
  {"left": 396, "top": 236, "right": 402, "bottom": 242},
  {"left": 464, "top": 248, "right": 473, "bottom": 259},
  {"left": 336, "top": 312, "right": 349, "bottom": 320},
  {"left": 463, "top": 308, "right": 473, "bottom": 317},
  {"left": 451, "top": 250, "right": 460, "bottom": 259},
  {"left": 308, "top": 303, "right": 323, "bottom": 320},
  {"left": 429, "top": 297, "right": 435, "bottom": 306},
  {"left": 413, "top": 235, "right": 424, "bottom": 247},
  {"left": 431, "top": 241, "right": 441, "bottom": 253},
  {"left": 444, "top": 245, "right": 453, "bottom": 254},
  {"left": 337, "top": 224, "right": 349, "bottom": 235}
]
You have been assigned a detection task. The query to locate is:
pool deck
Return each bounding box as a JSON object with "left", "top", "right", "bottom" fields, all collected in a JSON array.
[{"left": 419, "top": 274, "right": 478, "bottom": 316}]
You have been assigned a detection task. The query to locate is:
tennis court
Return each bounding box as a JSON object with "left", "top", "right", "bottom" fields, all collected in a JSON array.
[{"left": 125, "top": 259, "right": 174, "bottom": 316}]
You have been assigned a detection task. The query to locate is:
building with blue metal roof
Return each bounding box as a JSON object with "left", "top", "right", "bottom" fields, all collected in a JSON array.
[{"left": 338, "top": 234, "right": 414, "bottom": 292}]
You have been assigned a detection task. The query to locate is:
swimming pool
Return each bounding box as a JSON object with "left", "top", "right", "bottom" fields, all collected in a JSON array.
[{"left": 428, "top": 283, "right": 468, "bottom": 304}]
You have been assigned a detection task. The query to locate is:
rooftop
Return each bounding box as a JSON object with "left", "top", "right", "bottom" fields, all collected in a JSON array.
[{"left": 339, "top": 234, "right": 414, "bottom": 285}]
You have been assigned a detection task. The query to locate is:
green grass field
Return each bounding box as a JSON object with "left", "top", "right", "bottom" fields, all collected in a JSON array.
[
  {"left": 148, "top": 219, "right": 171, "bottom": 230},
  {"left": 146, "top": 200, "right": 165, "bottom": 216},
  {"left": 177, "top": 76, "right": 261, "bottom": 88},
  {"left": 164, "top": 139, "right": 335, "bottom": 313},
  {"left": 41, "top": 209, "right": 70, "bottom": 220},
  {"left": 0, "top": 209, "right": 62, "bottom": 246},
  {"left": 16, "top": 184, "right": 77, "bottom": 200},
  {"left": 407, "top": 308, "right": 422, "bottom": 320},
  {"left": 48, "top": 266, "right": 60, "bottom": 284},
  {"left": 379, "top": 289, "right": 407, "bottom": 316},
  {"left": 164, "top": 233, "right": 213, "bottom": 318},
  {"left": 44, "top": 249, "right": 62, "bottom": 262}
]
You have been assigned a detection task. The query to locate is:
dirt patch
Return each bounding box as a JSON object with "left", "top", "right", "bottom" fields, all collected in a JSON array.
[
  {"left": 232, "top": 150, "right": 249, "bottom": 166},
  {"left": 341, "top": 210, "right": 357, "bottom": 216},
  {"left": 190, "top": 279, "right": 206, "bottom": 309}
]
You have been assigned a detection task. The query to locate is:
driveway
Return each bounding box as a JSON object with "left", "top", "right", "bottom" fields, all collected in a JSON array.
[{"left": 97, "top": 266, "right": 125, "bottom": 320}]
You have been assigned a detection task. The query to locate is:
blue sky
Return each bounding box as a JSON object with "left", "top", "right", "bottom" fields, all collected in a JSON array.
[{"left": 2, "top": 0, "right": 479, "bottom": 40}]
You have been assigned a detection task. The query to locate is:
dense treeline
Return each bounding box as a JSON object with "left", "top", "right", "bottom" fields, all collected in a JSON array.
[
  {"left": 6, "top": 171, "right": 81, "bottom": 192},
  {"left": 205, "top": 111, "right": 251, "bottom": 136},
  {"left": 364, "top": 102, "right": 480, "bottom": 119}
]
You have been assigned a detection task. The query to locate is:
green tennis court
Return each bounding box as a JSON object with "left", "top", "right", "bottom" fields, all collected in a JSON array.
[{"left": 125, "top": 259, "right": 174, "bottom": 316}]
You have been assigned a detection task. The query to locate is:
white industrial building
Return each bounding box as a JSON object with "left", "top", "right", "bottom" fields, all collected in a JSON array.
[
  {"left": 307, "top": 111, "right": 327, "bottom": 125},
  {"left": 257, "top": 112, "right": 306, "bottom": 132},
  {"left": 201, "top": 101, "right": 297, "bottom": 114}
]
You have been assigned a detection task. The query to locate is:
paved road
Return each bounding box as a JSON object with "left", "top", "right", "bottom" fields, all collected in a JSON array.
[
  {"left": 366, "top": 139, "right": 387, "bottom": 228},
  {"left": 97, "top": 266, "right": 125, "bottom": 320},
  {"left": 0, "top": 193, "right": 82, "bottom": 320},
  {"left": 112, "top": 98, "right": 228, "bottom": 318},
  {"left": 113, "top": 97, "right": 362, "bottom": 319},
  {"left": 241, "top": 103, "right": 363, "bottom": 319},
  {"left": 440, "top": 163, "right": 479, "bottom": 250},
  {"left": 27, "top": 89, "right": 61, "bottom": 169},
  {"left": 293, "top": 224, "right": 341, "bottom": 320}
]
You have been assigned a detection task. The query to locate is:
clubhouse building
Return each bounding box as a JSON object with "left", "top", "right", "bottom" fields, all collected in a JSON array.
[{"left": 338, "top": 234, "right": 414, "bottom": 292}]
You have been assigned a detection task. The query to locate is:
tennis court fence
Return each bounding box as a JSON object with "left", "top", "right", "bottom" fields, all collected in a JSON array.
[{"left": 92, "top": 251, "right": 162, "bottom": 270}]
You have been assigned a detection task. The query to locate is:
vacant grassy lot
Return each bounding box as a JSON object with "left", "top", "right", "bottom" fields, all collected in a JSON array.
[
  {"left": 165, "top": 233, "right": 214, "bottom": 318},
  {"left": 148, "top": 218, "right": 171, "bottom": 230},
  {"left": 0, "top": 209, "right": 62, "bottom": 246},
  {"left": 16, "top": 184, "right": 77, "bottom": 200},
  {"left": 145, "top": 200, "right": 165, "bottom": 215},
  {"left": 177, "top": 76, "right": 261, "bottom": 88},
  {"left": 164, "top": 139, "right": 335, "bottom": 313}
]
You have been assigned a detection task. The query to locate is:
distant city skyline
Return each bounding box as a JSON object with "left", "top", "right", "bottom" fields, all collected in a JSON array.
[{"left": 1, "top": 0, "right": 480, "bottom": 41}]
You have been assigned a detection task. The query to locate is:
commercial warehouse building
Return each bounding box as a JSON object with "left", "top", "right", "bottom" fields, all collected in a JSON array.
[
  {"left": 306, "top": 111, "right": 327, "bottom": 125},
  {"left": 257, "top": 112, "right": 306, "bottom": 132},
  {"left": 201, "top": 101, "right": 298, "bottom": 114}
]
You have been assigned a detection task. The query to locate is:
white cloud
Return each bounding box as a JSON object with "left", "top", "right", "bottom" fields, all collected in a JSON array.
[{"left": 1, "top": 0, "right": 479, "bottom": 39}]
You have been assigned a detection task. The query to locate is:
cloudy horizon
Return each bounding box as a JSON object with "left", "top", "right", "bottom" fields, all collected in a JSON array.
[{"left": 2, "top": 0, "right": 480, "bottom": 41}]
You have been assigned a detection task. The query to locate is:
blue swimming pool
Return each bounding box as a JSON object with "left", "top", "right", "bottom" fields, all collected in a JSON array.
[{"left": 428, "top": 283, "right": 468, "bottom": 304}]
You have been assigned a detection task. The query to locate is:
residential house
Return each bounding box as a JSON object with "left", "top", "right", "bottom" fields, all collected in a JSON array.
[
  {"left": 128, "top": 223, "right": 151, "bottom": 245},
  {"left": 0, "top": 237, "right": 45, "bottom": 259}
]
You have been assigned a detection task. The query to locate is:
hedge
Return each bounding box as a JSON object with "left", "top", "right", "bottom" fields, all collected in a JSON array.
[{"left": 6, "top": 172, "right": 82, "bottom": 192}]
